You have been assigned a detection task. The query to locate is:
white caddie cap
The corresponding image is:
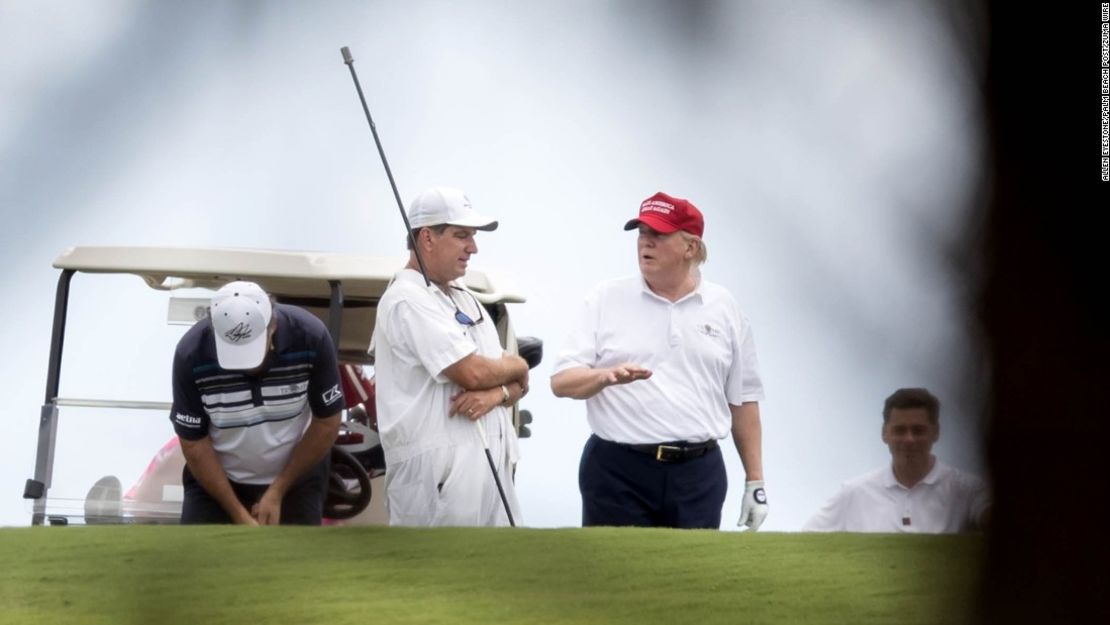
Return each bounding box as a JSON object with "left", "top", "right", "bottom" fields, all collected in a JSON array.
[
  {"left": 210, "top": 281, "right": 273, "bottom": 370},
  {"left": 407, "top": 187, "right": 498, "bottom": 231}
]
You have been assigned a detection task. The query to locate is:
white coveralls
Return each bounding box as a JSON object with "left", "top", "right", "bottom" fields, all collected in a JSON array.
[{"left": 372, "top": 268, "right": 521, "bottom": 526}]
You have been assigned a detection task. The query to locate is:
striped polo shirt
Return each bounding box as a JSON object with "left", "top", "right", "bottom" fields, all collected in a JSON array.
[{"left": 170, "top": 304, "right": 344, "bottom": 484}]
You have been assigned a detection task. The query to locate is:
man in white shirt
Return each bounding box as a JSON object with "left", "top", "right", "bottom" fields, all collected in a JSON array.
[
  {"left": 551, "top": 191, "right": 768, "bottom": 530},
  {"left": 803, "top": 387, "right": 990, "bottom": 533},
  {"left": 372, "top": 187, "right": 529, "bottom": 526}
]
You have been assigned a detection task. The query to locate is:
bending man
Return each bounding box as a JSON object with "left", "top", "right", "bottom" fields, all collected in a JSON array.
[{"left": 171, "top": 281, "right": 344, "bottom": 525}]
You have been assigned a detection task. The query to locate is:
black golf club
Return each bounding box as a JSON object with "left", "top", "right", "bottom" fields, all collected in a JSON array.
[
  {"left": 340, "top": 46, "right": 430, "bottom": 286},
  {"left": 340, "top": 46, "right": 516, "bottom": 527}
]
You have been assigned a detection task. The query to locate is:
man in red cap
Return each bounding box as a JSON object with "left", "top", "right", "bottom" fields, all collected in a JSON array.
[{"left": 551, "top": 192, "right": 768, "bottom": 530}]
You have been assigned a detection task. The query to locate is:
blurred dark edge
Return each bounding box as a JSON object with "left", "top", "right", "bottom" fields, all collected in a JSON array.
[{"left": 977, "top": 0, "right": 1110, "bottom": 622}]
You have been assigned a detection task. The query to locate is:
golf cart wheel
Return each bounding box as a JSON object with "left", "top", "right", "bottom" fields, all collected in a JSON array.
[{"left": 325, "top": 447, "right": 372, "bottom": 520}]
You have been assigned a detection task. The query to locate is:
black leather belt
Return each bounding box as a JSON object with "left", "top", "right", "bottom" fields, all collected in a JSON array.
[{"left": 619, "top": 439, "right": 719, "bottom": 463}]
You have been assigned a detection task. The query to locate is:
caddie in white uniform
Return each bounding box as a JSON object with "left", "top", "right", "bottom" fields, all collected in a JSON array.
[
  {"left": 372, "top": 187, "right": 529, "bottom": 526},
  {"left": 803, "top": 387, "right": 991, "bottom": 533},
  {"left": 551, "top": 191, "right": 769, "bottom": 530}
]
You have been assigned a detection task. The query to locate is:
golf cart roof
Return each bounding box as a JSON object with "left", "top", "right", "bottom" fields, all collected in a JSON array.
[
  {"left": 53, "top": 246, "right": 525, "bottom": 363},
  {"left": 53, "top": 246, "right": 525, "bottom": 304}
]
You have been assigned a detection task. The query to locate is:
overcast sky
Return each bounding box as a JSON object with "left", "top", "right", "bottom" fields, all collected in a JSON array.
[{"left": 0, "top": 0, "right": 985, "bottom": 530}]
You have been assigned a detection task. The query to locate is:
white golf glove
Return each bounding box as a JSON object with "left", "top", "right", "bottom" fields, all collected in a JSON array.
[{"left": 737, "top": 480, "right": 768, "bottom": 531}]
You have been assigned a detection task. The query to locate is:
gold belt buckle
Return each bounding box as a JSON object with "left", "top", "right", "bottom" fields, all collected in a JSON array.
[{"left": 656, "top": 445, "right": 681, "bottom": 461}]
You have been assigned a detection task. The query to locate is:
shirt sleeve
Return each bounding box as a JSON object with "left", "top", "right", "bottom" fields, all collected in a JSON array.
[
  {"left": 801, "top": 487, "right": 848, "bottom": 532},
  {"left": 965, "top": 473, "right": 992, "bottom": 529},
  {"left": 552, "top": 288, "right": 601, "bottom": 374},
  {"left": 387, "top": 291, "right": 476, "bottom": 383},
  {"left": 308, "top": 327, "right": 345, "bottom": 418},
  {"left": 169, "top": 343, "right": 210, "bottom": 441},
  {"left": 725, "top": 306, "right": 766, "bottom": 405}
]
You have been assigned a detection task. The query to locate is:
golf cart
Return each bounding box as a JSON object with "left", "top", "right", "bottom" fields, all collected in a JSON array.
[{"left": 23, "top": 245, "right": 539, "bottom": 526}]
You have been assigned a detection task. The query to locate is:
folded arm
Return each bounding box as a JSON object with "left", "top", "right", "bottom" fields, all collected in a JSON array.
[{"left": 442, "top": 351, "right": 529, "bottom": 391}]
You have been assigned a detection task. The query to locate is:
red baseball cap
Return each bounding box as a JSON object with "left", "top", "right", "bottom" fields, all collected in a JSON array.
[{"left": 623, "top": 191, "right": 704, "bottom": 238}]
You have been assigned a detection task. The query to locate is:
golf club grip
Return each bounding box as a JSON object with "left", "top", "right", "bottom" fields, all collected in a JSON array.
[
  {"left": 475, "top": 419, "right": 516, "bottom": 527},
  {"left": 482, "top": 447, "right": 515, "bottom": 527}
]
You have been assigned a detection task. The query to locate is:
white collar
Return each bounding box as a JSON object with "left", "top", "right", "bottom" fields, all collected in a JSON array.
[
  {"left": 638, "top": 273, "right": 703, "bottom": 304},
  {"left": 883, "top": 456, "right": 942, "bottom": 490}
]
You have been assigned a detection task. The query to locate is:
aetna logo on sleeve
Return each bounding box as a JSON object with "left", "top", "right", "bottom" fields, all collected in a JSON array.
[
  {"left": 175, "top": 413, "right": 202, "bottom": 427},
  {"left": 322, "top": 385, "right": 343, "bottom": 405}
]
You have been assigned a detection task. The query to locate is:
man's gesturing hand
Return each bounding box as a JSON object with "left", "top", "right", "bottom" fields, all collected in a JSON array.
[{"left": 603, "top": 363, "right": 652, "bottom": 386}]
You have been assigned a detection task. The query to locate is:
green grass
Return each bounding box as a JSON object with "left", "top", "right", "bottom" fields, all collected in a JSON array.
[{"left": 0, "top": 527, "right": 981, "bottom": 625}]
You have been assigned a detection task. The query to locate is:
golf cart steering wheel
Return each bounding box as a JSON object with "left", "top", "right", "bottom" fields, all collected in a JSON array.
[{"left": 324, "top": 446, "right": 372, "bottom": 520}]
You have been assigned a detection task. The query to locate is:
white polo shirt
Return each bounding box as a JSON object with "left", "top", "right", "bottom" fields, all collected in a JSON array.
[
  {"left": 372, "top": 269, "right": 517, "bottom": 466},
  {"left": 802, "top": 459, "right": 991, "bottom": 533},
  {"left": 553, "top": 275, "right": 764, "bottom": 444}
]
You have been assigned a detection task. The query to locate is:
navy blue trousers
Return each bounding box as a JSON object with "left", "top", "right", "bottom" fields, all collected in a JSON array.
[
  {"left": 180, "top": 457, "right": 329, "bottom": 525},
  {"left": 579, "top": 434, "right": 727, "bottom": 529}
]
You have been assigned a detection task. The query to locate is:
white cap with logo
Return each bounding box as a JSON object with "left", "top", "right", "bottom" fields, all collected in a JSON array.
[
  {"left": 210, "top": 281, "right": 273, "bottom": 370},
  {"left": 407, "top": 187, "right": 498, "bottom": 231}
]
